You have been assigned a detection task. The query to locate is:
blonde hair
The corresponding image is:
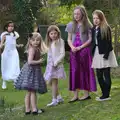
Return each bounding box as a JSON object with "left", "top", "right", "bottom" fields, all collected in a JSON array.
[
  {"left": 45, "top": 25, "right": 61, "bottom": 47},
  {"left": 25, "top": 32, "right": 48, "bottom": 54},
  {"left": 72, "top": 5, "right": 92, "bottom": 33},
  {"left": 92, "top": 10, "right": 111, "bottom": 39}
]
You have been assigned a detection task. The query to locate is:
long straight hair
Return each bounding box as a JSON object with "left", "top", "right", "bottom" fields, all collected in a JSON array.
[
  {"left": 92, "top": 10, "right": 111, "bottom": 39},
  {"left": 72, "top": 5, "right": 92, "bottom": 33},
  {"left": 45, "top": 25, "right": 61, "bottom": 47}
]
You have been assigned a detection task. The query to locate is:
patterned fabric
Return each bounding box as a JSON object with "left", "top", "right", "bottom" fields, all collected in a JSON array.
[
  {"left": 44, "top": 48, "right": 66, "bottom": 82},
  {"left": 69, "top": 32, "right": 97, "bottom": 91},
  {"left": 15, "top": 49, "right": 47, "bottom": 94}
]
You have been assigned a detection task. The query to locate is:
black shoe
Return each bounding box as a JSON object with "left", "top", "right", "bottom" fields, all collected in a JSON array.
[
  {"left": 68, "top": 98, "right": 78, "bottom": 103},
  {"left": 25, "top": 111, "right": 31, "bottom": 115},
  {"left": 79, "top": 96, "right": 91, "bottom": 101},
  {"left": 96, "top": 96, "right": 111, "bottom": 101},
  {"left": 100, "top": 96, "right": 110, "bottom": 99},
  {"left": 32, "top": 109, "right": 45, "bottom": 115}
]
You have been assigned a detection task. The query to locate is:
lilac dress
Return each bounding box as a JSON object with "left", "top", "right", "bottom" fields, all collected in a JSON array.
[
  {"left": 44, "top": 45, "right": 66, "bottom": 82},
  {"left": 66, "top": 22, "right": 96, "bottom": 91}
]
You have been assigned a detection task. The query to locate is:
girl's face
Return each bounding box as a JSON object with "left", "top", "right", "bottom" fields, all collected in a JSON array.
[
  {"left": 7, "top": 23, "right": 14, "bottom": 32},
  {"left": 30, "top": 38, "right": 40, "bottom": 48},
  {"left": 74, "top": 9, "right": 82, "bottom": 22},
  {"left": 49, "top": 30, "right": 58, "bottom": 41},
  {"left": 93, "top": 14, "right": 101, "bottom": 26}
]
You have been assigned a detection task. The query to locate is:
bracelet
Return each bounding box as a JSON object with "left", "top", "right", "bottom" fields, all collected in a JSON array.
[{"left": 80, "top": 46, "right": 82, "bottom": 49}]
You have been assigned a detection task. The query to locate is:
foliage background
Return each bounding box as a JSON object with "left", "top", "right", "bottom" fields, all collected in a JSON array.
[{"left": 0, "top": 0, "right": 120, "bottom": 62}]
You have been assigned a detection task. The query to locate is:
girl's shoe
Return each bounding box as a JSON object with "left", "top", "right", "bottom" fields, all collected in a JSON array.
[
  {"left": 68, "top": 98, "right": 78, "bottom": 103},
  {"left": 57, "top": 98, "right": 64, "bottom": 103},
  {"left": 96, "top": 96, "right": 111, "bottom": 101},
  {"left": 79, "top": 96, "right": 91, "bottom": 101},
  {"left": 47, "top": 99, "right": 58, "bottom": 107},
  {"left": 25, "top": 111, "right": 31, "bottom": 115},
  {"left": 32, "top": 109, "right": 44, "bottom": 115},
  {"left": 57, "top": 95, "right": 64, "bottom": 103}
]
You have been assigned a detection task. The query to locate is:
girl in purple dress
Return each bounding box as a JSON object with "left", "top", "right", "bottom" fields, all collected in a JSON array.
[{"left": 65, "top": 5, "right": 97, "bottom": 102}]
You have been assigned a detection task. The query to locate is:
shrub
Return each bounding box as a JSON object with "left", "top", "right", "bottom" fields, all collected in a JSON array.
[{"left": 117, "top": 56, "right": 120, "bottom": 66}]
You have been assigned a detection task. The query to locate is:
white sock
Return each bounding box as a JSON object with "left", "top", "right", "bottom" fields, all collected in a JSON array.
[
  {"left": 52, "top": 98, "right": 57, "bottom": 102},
  {"left": 57, "top": 95, "right": 62, "bottom": 99}
]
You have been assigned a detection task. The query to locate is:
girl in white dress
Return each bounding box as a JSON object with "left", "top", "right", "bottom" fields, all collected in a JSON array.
[{"left": 0, "top": 21, "right": 23, "bottom": 89}]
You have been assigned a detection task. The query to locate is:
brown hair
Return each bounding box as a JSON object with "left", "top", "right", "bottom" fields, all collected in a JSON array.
[
  {"left": 72, "top": 5, "right": 92, "bottom": 33},
  {"left": 92, "top": 10, "right": 111, "bottom": 39},
  {"left": 25, "top": 32, "right": 48, "bottom": 54},
  {"left": 4, "top": 21, "right": 16, "bottom": 36},
  {"left": 45, "top": 25, "right": 61, "bottom": 47}
]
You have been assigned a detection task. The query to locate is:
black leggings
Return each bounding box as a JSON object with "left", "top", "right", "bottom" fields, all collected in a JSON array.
[{"left": 96, "top": 67, "right": 111, "bottom": 97}]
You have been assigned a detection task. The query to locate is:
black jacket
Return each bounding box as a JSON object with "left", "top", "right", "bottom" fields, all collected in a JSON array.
[{"left": 91, "top": 26, "right": 113, "bottom": 59}]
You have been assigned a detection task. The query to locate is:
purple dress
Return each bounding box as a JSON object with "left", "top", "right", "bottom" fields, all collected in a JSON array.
[
  {"left": 65, "top": 22, "right": 96, "bottom": 92},
  {"left": 70, "top": 32, "right": 96, "bottom": 91}
]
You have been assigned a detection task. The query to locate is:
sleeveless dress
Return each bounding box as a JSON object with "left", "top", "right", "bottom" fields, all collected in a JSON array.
[
  {"left": 1, "top": 32, "right": 20, "bottom": 81},
  {"left": 69, "top": 32, "right": 97, "bottom": 91},
  {"left": 15, "top": 49, "right": 47, "bottom": 94}
]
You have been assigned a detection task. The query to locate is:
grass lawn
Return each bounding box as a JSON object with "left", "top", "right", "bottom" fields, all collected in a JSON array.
[{"left": 0, "top": 63, "right": 120, "bottom": 120}]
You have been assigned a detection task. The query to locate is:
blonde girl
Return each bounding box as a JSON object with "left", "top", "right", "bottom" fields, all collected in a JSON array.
[
  {"left": 15, "top": 32, "right": 47, "bottom": 115},
  {"left": 91, "top": 10, "right": 118, "bottom": 101}
]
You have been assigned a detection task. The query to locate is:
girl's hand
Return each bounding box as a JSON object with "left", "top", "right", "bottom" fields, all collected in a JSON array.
[
  {"left": 76, "top": 46, "right": 82, "bottom": 51},
  {"left": 39, "top": 58, "right": 44, "bottom": 63},
  {"left": 2, "top": 35, "right": 6, "bottom": 41},
  {"left": 71, "top": 46, "right": 77, "bottom": 53},
  {"left": 19, "top": 44, "right": 24, "bottom": 47},
  {"left": 0, "top": 44, "right": 5, "bottom": 49},
  {"left": 0, "top": 45, "right": 2, "bottom": 49},
  {"left": 0, "top": 35, "right": 6, "bottom": 49},
  {"left": 17, "top": 44, "right": 24, "bottom": 48},
  {"left": 54, "top": 62, "right": 58, "bottom": 67}
]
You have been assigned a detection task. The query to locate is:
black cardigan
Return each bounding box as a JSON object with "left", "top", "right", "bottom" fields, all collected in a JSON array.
[{"left": 91, "top": 26, "right": 113, "bottom": 59}]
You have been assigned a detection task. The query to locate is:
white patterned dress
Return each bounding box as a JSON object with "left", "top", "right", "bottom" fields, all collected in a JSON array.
[{"left": 44, "top": 46, "right": 66, "bottom": 83}]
